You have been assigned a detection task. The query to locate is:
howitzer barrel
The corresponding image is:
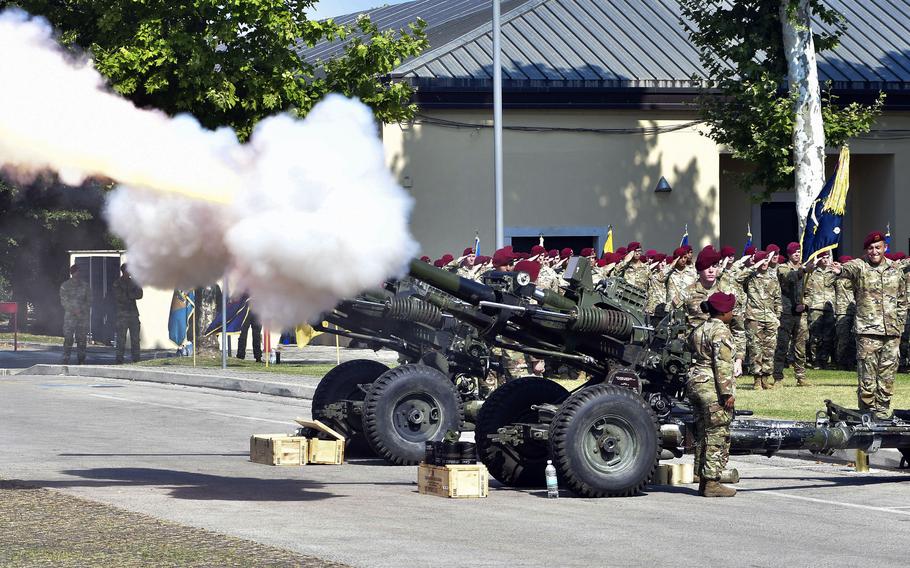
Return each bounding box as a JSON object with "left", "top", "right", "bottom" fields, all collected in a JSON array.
[
  {"left": 729, "top": 419, "right": 910, "bottom": 455},
  {"left": 409, "top": 258, "right": 496, "bottom": 304}
]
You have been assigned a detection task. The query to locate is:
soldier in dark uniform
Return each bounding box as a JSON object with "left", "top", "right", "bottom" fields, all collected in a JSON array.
[
  {"left": 59, "top": 264, "right": 91, "bottom": 365},
  {"left": 112, "top": 263, "right": 144, "bottom": 364},
  {"left": 236, "top": 296, "right": 263, "bottom": 363}
]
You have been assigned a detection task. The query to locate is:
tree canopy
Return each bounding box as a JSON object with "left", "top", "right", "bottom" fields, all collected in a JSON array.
[{"left": 677, "top": 0, "right": 883, "bottom": 198}]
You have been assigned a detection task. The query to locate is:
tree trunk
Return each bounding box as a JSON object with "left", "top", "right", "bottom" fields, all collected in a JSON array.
[{"left": 781, "top": 0, "right": 826, "bottom": 240}]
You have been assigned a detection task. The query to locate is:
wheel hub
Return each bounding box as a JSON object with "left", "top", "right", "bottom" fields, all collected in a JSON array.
[{"left": 392, "top": 393, "right": 443, "bottom": 442}]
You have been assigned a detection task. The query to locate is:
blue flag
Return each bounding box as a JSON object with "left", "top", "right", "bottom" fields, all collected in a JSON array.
[
  {"left": 885, "top": 224, "right": 891, "bottom": 253},
  {"left": 680, "top": 225, "right": 689, "bottom": 247},
  {"left": 474, "top": 232, "right": 481, "bottom": 256},
  {"left": 168, "top": 290, "right": 194, "bottom": 345},
  {"left": 743, "top": 223, "right": 753, "bottom": 255},
  {"left": 204, "top": 295, "right": 250, "bottom": 336},
  {"left": 802, "top": 147, "right": 850, "bottom": 263}
]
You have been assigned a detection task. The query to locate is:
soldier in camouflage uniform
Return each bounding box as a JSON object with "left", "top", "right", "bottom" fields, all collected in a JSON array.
[
  {"left": 774, "top": 242, "right": 811, "bottom": 386},
  {"left": 615, "top": 242, "right": 651, "bottom": 291},
  {"left": 834, "top": 255, "right": 857, "bottom": 370},
  {"left": 665, "top": 247, "right": 695, "bottom": 309},
  {"left": 804, "top": 252, "right": 837, "bottom": 368},
  {"left": 59, "top": 264, "right": 91, "bottom": 365},
  {"left": 646, "top": 253, "right": 670, "bottom": 317},
  {"left": 832, "top": 232, "right": 908, "bottom": 419},
  {"left": 741, "top": 251, "right": 781, "bottom": 389},
  {"left": 455, "top": 247, "right": 477, "bottom": 280},
  {"left": 112, "top": 263, "right": 144, "bottom": 364},
  {"left": 687, "top": 291, "right": 738, "bottom": 498}
]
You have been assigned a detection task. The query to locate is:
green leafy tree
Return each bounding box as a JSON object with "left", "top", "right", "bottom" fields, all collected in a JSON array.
[
  {"left": 677, "top": 0, "right": 883, "bottom": 207},
  {"left": 0, "top": 1, "right": 427, "bottom": 330}
]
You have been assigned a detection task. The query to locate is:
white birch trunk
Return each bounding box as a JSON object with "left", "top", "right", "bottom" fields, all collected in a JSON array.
[{"left": 780, "top": 0, "right": 826, "bottom": 239}]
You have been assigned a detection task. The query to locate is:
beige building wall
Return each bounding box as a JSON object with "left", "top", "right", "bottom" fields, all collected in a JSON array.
[
  {"left": 384, "top": 110, "right": 720, "bottom": 255},
  {"left": 386, "top": 109, "right": 910, "bottom": 257}
]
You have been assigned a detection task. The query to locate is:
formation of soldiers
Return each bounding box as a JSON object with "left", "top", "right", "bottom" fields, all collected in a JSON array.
[{"left": 427, "top": 230, "right": 908, "bottom": 496}]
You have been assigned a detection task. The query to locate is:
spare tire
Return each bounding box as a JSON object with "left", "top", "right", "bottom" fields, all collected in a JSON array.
[{"left": 549, "top": 384, "right": 660, "bottom": 497}]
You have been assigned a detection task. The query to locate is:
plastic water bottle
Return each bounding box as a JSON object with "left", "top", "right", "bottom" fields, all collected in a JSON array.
[{"left": 545, "top": 459, "right": 559, "bottom": 499}]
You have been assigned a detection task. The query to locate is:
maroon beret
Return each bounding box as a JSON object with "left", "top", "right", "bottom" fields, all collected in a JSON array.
[
  {"left": 580, "top": 247, "right": 595, "bottom": 256},
  {"left": 682, "top": 245, "right": 693, "bottom": 254},
  {"left": 863, "top": 231, "right": 885, "bottom": 249},
  {"left": 548, "top": 249, "right": 559, "bottom": 258},
  {"left": 672, "top": 246, "right": 688, "bottom": 259},
  {"left": 652, "top": 253, "right": 667, "bottom": 263},
  {"left": 707, "top": 291, "right": 736, "bottom": 314},
  {"left": 475, "top": 255, "right": 491, "bottom": 264},
  {"left": 743, "top": 246, "right": 756, "bottom": 256},
  {"left": 513, "top": 260, "right": 541, "bottom": 282},
  {"left": 596, "top": 258, "right": 608, "bottom": 267},
  {"left": 616, "top": 247, "right": 628, "bottom": 256},
  {"left": 492, "top": 250, "right": 512, "bottom": 266},
  {"left": 695, "top": 246, "right": 722, "bottom": 271},
  {"left": 719, "top": 246, "right": 736, "bottom": 259},
  {"left": 897, "top": 252, "right": 908, "bottom": 260},
  {"left": 645, "top": 249, "right": 658, "bottom": 258},
  {"left": 463, "top": 247, "right": 475, "bottom": 256},
  {"left": 885, "top": 252, "right": 899, "bottom": 261},
  {"left": 838, "top": 255, "right": 853, "bottom": 264},
  {"left": 433, "top": 259, "right": 445, "bottom": 268},
  {"left": 420, "top": 255, "right": 431, "bottom": 263},
  {"left": 766, "top": 244, "right": 780, "bottom": 254},
  {"left": 753, "top": 250, "right": 769, "bottom": 262},
  {"left": 530, "top": 245, "right": 546, "bottom": 256},
  {"left": 441, "top": 253, "right": 454, "bottom": 263},
  {"left": 560, "top": 247, "right": 573, "bottom": 259},
  {"left": 503, "top": 245, "right": 514, "bottom": 252},
  {"left": 818, "top": 250, "right": 831, "bottom": 258},
  {"left": 627, "top": 242, "right": 641, "bottom": 252},
  {"left": 786, "top": 242, "right": 801, "bottom": 255}
]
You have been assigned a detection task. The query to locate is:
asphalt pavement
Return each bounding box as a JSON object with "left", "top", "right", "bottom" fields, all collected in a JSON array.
[{"left": 2, "top": 372, "right": 909, "bottom": 567}]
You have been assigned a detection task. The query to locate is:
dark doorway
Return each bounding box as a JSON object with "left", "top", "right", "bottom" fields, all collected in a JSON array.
[
  {"left": 511, "top": 236, "right": 597, "bottom": 254},
  {"left": 760, "top": 203, "right": 799, "bottom": 251},
  {"left": 74, "top": 256, "right": 120, "bottom": 344}
]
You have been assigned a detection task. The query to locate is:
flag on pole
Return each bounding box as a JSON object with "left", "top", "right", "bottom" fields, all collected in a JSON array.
[
  {"left": 885, "top": 223, "right": 891, "bottom": 252},
  {"left": 204, "top": 295, "right": 250, "bottom": 336},
  {"left": 603, "top": 225, "right": 614, "bottom": 254},
  {"left": 802, "top": 146, "right": 851, "bottom": 263},
  {"left": 680, "top": 224, "right": 689, "bottom": 247},
  {"left": 743, "top": 223, "right": 753, "bottom": 255},
  {"left": 473, "top": 232, "right": 481, "bottom": 256},
  {"left": 167, "top": 289, "right": 194, "bottom": 345}
]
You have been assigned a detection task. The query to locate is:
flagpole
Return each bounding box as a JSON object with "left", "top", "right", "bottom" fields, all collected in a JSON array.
[
  {"left": 221, "top": 274, "right": 228, "bottom": 370},
  {"left": 493, "top": 0, "right": 504, "bottom": 249},
  {"left": 192, "top": 301, "right": 196, "bottom": 368}
]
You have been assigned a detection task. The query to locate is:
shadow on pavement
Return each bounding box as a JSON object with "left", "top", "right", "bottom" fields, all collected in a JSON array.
[
  {"left": 736, "top": 473, "right": 910, "bottom": 492},
  {"left": 41, "top": 467, "right": 343, "bottom": 502}
]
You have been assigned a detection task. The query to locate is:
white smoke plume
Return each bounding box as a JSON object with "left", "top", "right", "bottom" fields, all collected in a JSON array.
[{"left": 0, "top": 9, "right": 419, "bottom": 327}]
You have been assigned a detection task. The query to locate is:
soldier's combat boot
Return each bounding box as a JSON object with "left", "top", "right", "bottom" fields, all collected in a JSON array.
[
  {"left": 752, "top": 377, "right": 762, "bottom": 390},
  {"left": 702, "top": 480, "right": 736, "bottom": 497},
  {"left": 760, "top": 375, "right": 774, "bottom": 390},
  {"left": 796, "top": 378, "right": 813, "bottom": 387},
  {"left": 772, "top": 375, "right": 785, "bottom": 388}
]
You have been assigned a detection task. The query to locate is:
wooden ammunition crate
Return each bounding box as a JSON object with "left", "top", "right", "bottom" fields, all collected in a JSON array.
[
  {"left": 294, "top": 418, "right": 346, "bottom": 465},
  {"left": 250, "top": 434, "right": 308, "bottom": 466},
  {"left": 418, "top": 463, "right": 489, "bottom": 498}
]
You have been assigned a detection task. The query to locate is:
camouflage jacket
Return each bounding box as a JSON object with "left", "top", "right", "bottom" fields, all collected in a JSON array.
[
  {"left": 837, "top": 258, "right": 908, "bottom": 336},
  {"left": 777, "top": 262, "right": 805, "bottom": 315},
  {"left": 665, "top": 265, "right": 695, "bottom": 308},
  {"left": 615, "top": 257, "right": 651, "bottom": 291},
  {"left": 536, "top": 265, "right": 562, "bottom": 293},
  {"left": 646, "top": 265, "right": 670, "bottom": 314},
  {"left": 718, "top": 262, "right": 749, "bottom": 317},
  {"left": 679, "top": 278, "right": 746, "bottom": 355},
  {"left": 742, "top": 269, "right": 781, "bottom": 323},
  {"left": 688, "top": 317, "right": 736, "bottom": 398},
  {"left": 112, "top": 276, "right": 144, "bottom": 319},
  {"left": 456, "top": 264, "right": 478, "bottom": 281},
  {"left": 59, "top": 277, "right": 91, "bottom": 320},
  {"left": 804, "top": 268, "right": 836, "bottom": 311},
  {"left": 834, "top": 278, "right": 855, "bottom": 317}
]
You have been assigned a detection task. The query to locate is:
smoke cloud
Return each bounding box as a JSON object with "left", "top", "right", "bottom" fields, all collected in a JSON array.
[{"left": 0, "top": 9, "right": 418, "bottom": 327}]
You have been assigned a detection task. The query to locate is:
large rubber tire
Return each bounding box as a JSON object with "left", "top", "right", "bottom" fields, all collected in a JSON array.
[
  {"left": 362, "top": 364, "right": 464, "bottom": 465},
  {"left": 476, "top": 378, "right": 570, "bottom": 487},
  {"left": 311, "top": 359, "right": 389, "bottom": 447},
  {"left": 550, "top": 384, "right": 660, "bottom": 497}
]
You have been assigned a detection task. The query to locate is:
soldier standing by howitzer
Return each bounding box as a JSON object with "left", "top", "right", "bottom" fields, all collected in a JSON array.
[
  {"left": 773, "top": 243, "right": 811, "bottom": 386},
  {"left": 112, "top": 263, "right": 143, "bottom": 364},
  {"left": 687, "top": 291, "right": 738, "bottom": 498},
  {"left": 831, "top": 232, "right": 908, "bottom": 420},
  {"left": 59, "top": 264, "right": 91, "bottom": 365}
]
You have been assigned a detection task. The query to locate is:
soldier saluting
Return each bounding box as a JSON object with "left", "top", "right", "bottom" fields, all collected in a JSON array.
[
  {"left": 59, "top": 264, "right": 91, "bottom": 365},
  {"left": 831, "top": 231, "right": 908, "bottom": 420}
]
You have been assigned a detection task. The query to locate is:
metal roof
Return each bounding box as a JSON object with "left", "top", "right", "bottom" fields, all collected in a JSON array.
[{"left": 300, "top": 0, "right": 910, "bottom": 92}]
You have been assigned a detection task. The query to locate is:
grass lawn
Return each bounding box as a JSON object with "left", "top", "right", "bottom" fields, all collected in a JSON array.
[
  {"left": 0, "top": 332, "right": 63, "bottom": 345},
  {"left": 736, "top": 368, "right": 910, "bottom": 420},
  {"left": 135, "top": 354, "right": 336, "bottom": 378}
]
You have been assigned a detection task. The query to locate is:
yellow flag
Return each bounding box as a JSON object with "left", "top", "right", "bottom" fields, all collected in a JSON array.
[
  {"left": 603, "top": 225, "right": 614, "bottom": 254},
  {"left": 295, "top": 322, "right": 326, "bottom": 346}
]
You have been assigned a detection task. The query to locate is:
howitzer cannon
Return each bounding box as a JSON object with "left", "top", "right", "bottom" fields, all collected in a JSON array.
[
  {"left": 308, "top": 278, "right": 503, "bottom": 465},
  {"left": 408, "top": 257, "right": 910, "bottom": 497}
]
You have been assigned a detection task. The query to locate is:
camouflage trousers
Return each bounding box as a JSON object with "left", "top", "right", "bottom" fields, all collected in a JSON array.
[
  {"left": 62, "top": 315, "right": 88, "bottom": 364},
  {"left": 855, "top": 334, "right": 899, "bottom": 417},
  {"left": 807, "top": 308, "right": 835, "bottom": 367},
  {"left": 686, "top": 378, "right": 732, "bottom": 481},
  {"left": 773, "top": 312, "right": 807, "bottom": 381},
  {"left": 746, "top": 319, "right": 778, "bottom": 377},
  {"left": 835, "top": 315, "right": 856, "bottom": 369},
  {"left": 115, "top": 317, "right": 141, "bottom": 364}
]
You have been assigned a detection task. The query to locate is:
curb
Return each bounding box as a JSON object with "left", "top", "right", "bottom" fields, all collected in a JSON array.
[{"left": 17, "top": 364, "right": 318, "bottom": 400}]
